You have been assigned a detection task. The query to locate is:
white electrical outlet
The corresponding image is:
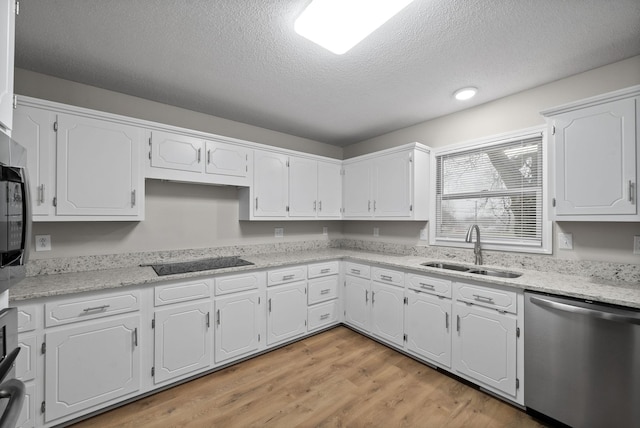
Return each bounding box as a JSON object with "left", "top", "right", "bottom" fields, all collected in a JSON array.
[
  {"left": 557, "top": 232, "right": 573, "bottom": 250},
  {"left": 373, "top": 227, "right": 379, "bottom": 237},
  {"left": 322, "top": 227, "right": 328, "bottom": 236},
  {"left": 419, "top": 228, "right": 428, "bottom": 240},
  {"left": 274, "top": 227, "right": 284, "bottom": 238},
  {"left": 633, "top": 236, "right": 640, "bottom": 255},
  {"left": 35, "top": 235, "right": 51, "bottom": 251}
]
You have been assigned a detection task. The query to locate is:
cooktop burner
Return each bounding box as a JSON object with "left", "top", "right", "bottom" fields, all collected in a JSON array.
[{"left": 148, "top": 256, "right": 254, "bottom": 276}]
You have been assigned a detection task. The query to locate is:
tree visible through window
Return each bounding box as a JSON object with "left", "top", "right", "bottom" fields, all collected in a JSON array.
[{"left": 435, "top": 135, "right": 544, "bottom": 248}]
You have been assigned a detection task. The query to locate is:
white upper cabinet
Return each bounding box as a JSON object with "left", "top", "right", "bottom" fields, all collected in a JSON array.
[
  {"left": 289, "top": 155, "right": 317, "bottom": 217},
  {"left": 0, "top": 0, "right": 15, "bottom": 131},
  {"left": 150, "top": 130, "right": 204, "bottom": 173},
  {"left": 252, "top": 149, "right": 289, "bottom": 217},
  {"left": 343, "top": 143, "right": 430, "bottom": 220},
  {"left": 205, "top": 139, "right": 251, "bottom": 181},
  {"left": 317, "top": 161, "right": 342, "bottom": 218},
  {"left": 543, "top": 86, "right": 640, "bottom": 221},
  {"left": 56, "top": 113, "right": 143, "bottom": 217}
]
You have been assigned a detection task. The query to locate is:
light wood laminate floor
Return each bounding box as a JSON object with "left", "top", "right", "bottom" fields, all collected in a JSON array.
[{"left": 71, "top": 326, "right": 547, "bottom": 428}]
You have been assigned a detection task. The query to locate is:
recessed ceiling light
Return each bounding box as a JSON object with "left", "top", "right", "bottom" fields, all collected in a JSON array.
[
  {"left": 453, "top": 87, "right": 478, "bottom": 101},
  {"left": 294, "top": 0, "right": 416, "bottom": 55}
]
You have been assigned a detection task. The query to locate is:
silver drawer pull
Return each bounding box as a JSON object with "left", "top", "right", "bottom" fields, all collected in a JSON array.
[
  {"left": 473, "top": 294, "right": 494, "bottom": 303},
  {"left": 351, "top": 268, "right": 361, "bottom": 274},
  {"left": 380, "top": 275, "right": 393, "bottom": 281},
  {"left": 419, "top": 282, "right": 435, "bottom": 290},
  {"left": 320, "top": 268, "right": 331, "bottom": 274},
  {"left": 320, "top": 289, "right": 331, "bottom": 295},
  {"left": 320, "top": 313, "right": 330, "bottom": 320},
  {"left": 283, "top": 274, "right": 295, "bottom": 281},
  {"left": 83, "top": 305, "right": 110, "bottom": 313}
]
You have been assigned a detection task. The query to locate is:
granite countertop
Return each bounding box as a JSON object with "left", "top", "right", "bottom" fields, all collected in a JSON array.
[{"left": 11, "top": 248, "right": 640, "bottom": 309}]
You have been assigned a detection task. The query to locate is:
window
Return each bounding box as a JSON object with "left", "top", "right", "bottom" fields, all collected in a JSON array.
[{"left": 432, "top": 130, "right": 550, "bottom": 253}]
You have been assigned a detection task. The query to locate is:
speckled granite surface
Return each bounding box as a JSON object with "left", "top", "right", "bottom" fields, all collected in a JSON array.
[{"left": 13, "top": 240, "right": 640, "bottom": 309}]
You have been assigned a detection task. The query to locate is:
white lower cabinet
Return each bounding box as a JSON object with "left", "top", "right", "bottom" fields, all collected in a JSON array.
[
  {"left": 266, "top": 282, "right": 307, "bottom": 346},
  {"left": 152, "top": 301, "right": 212, "bottom": 384},
  {"left": 370, "top": 281, "right": 404, "bottom": 347},
  {"left": 44, "top": 314, "right": 141, "bottom": 422},
  {"left": 405, "top": 290, "right": 452, "bottom": 368},
  {"left": 452, "top": 301, "right": 518, "bottom": 397},
  {"left": 215, "top": 290, "right": 261, "bottom": 364},
  {"left": 344, "top": 275, "right": 371, "bottom": 332}
]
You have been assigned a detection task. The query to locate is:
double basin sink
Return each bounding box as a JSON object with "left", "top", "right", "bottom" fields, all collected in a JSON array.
[{"left": 421, "top": 262, "right": 522, "bottom": 279}]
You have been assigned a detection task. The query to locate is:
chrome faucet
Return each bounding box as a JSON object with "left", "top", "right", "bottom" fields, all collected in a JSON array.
[{"left": 465, "top": 224, "right": 483, "bottom": 265}]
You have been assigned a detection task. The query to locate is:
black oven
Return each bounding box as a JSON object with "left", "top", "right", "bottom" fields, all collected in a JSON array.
[{"left": 0, "top": 308, "right": 24, "bottom": 428}]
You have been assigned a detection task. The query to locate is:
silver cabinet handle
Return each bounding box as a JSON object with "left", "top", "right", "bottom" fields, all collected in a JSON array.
[
  {"left": 133, "top": 327, "right": 138, "bottom": 347},
  {"left": 630, "top": 180, "right": 635, "bottom": 204},
  {"left": 371, "top": 290, "right": 375, "bottom": 305},
  {"left": 365, "top": 290, "right": 368, "bottom": 303},
  {"left": 351, "top": 269, "right": 360, "bottom": 275},
  {"left": 368, "top": 200, "right": 371, "bottom": 212},
  {"left": 380, "top": 275, "right": 393, "bottom": 282},
  {"left": 283, "top": 274, "right": 295, "bottom": 281},
  {"left": 207, "top": 149, "right": 211, "bottom": 164},
  {"left": 318, "top": 201, "right": 322, "bottom": 212},
  {"left": 445, "top": 312, "right": 449, "bottom": 330},
  {"left": 320, "top": 268, "right": 331, "bottom": 274},
  {"left": 39, "top": 184, "right": 45, "bottom": 204},
  {"left": 320, "top": 313, "right": 330, "bottom": 320},
  {"left": 320, "top": 289, "right": 331, "bottom": 295},
  {"left": 197, "top": 148, "right": 202, "bottom": 163},
  {"left": 216, "top": 309, "right": 220, "bottom": 325},
  {"left": 83, "top": 305, "right": 110, "bottom": 312},
  {"left": 206, "top": 312, "right": 211, "bottom": 328},
  {"left": 314, "top": 201, "right": 317, "bottom": 211},
  {"left": 131, "top": 190, "right": 136, "bottom": 207},
  {"left": 473, "top": 294, "right": 494, "bottom": 304},
  {"left": 456, "top": 315, "right": 460, "bottom": 332},
  {"left": 374, "top": 200, "right": 377, "bottom": 211},
  {"left": 255, "top": 197, "right": 258, "bottom": 210},
  {"left": 419, "top": 282, "right": 435, "bottom": 290},
  {"left": 268, "top": 298, "right": 272, "bottom": 313}
]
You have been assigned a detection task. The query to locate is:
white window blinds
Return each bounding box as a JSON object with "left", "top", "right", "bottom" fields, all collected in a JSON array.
[{"left": 435, "top": 134, "right": 544, "bottom": 248}]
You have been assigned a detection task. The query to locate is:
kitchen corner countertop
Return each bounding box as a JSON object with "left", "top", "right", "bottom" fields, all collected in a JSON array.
[{"left": 11, "top": 249, "right": 640, "bottom": 309}]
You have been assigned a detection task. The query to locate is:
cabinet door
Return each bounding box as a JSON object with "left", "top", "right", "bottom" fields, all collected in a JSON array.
[
  {"left": 150, "top": 130, "right": 204, "bottom": 173},
  {"left": 12, "top": 105, "right": 55, "bottom": 216},
  {"left": 405, "top": 291, "right": 451, "bottom": 367},
  {"left": 343, "top": 161, "right": 372, "bottom": 217},
  {"left": 205, "top": 140, "right": 250, "bottom": 179},
  {"left": 266, "top": 282, "right": 307, "bottom": 345},
  {"left": 344, "top": 275, "right": 370, "bottom": 332},
  {"left": 253, "top": 150, "right": 289, "bottom": 217},
  {"left": 16, "top": 382, "right": 35, "bottom": 428},
  {"left": 554, "top": 98, "right": 637, "bottom": 216},
  {"left": 215, "top": 290, "right": 260, "bottom": 364},
  {"left": 56, "top": 114, "right": 142, "bottom": 216},
  {"left": 452, "top": 303, "right": 517, "bottom": 396},
  {"left": 317, "top": 161, "right": 342, "bottom": 218},
  {"left": 154, "top": 301, "right": 212, "bottom": 384},
  {"left": 289, "top": 156, "right": 318, "bottom": 217},
  {"left": 373, "top": 151, "right": 412, "bottom": 217},
  {"left": 44, "top": 315, "right": 141, "bottom": 422},
  {"left": 370, "top": 281, "right": 404, "bottom": 347},
  {"left": 0, "top": 0, "right": 15, "bottom": 131}
]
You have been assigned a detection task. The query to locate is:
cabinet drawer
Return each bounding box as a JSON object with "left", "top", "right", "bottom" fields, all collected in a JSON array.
[
  {"left": 455, "top": 282, "right": 517, "bottom": 314},
  {"left": 308, "top": 276, "right": 338, "bottom": 305},
  {"left": 308, "top": 300, "right": 339, "bottom": 331},
  {"left": 308, "top": 261, "right": 339, "bottom": 278},
  {"left": 45, "top": 290, "right": 141, "bottom": 327},
  {"left": 407, "top": 273, "right": 452, "bottom": 298},
  {"left": 371, "top": 266, "right": 404, "bottom": 287},
  {"left": 345, "top": 262, "right": 370, "bottom": 279},
  {"left": 267, "top": 265, "right": 307, "bottom": 286},
  {"left": 215, "top": 271, "right": 264, "bottom": 296},
  {"left": 155, "top": 278, "right": 212, "bottom": 306},
  {"left": 17, "top": 305, "right": 39, "bottom": 333}
]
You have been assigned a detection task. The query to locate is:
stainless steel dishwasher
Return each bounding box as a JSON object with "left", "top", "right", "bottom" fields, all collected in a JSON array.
[{"left": 524, "top": 291, "right": 640, "bottom": 428}]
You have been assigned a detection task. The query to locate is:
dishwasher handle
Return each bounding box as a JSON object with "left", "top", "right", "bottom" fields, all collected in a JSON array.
[{"left": 530, "top": 295, "right": 640, "bottom": 325}]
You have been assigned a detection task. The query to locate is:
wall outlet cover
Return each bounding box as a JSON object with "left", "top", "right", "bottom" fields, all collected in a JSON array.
[
  {"left": 557, "top": 232, "right": 573, "bottom": 250},
  {"left": 35, "top": 235, "right": 51, "bottom": 251},
  {"left": 274, "top": 228, "right": 284, "bottom": 238},
  {"left": 322, "top": 227, "right": 328, "bottom": 236},
  {"left": 420, "top": 228, "right": 428, "bottom": 240},
  {"left": 373, "top": 227, "right": 379, "bottom": 237}
]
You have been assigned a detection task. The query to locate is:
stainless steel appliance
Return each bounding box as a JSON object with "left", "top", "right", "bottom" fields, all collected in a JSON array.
[
  {"left": 0, "top": 132, "right": 30, "bottom": 295},
  {"left": 0, "top": 307, "right": 25, "bottom": 428},
  {"left": 525, "top": 291, "right": 640, "bottom": 428}
]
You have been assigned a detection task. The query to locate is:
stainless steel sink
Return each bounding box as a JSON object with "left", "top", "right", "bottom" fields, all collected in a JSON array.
[
  {"left": 421, "top": 262, "right": 471, "bottom": 272},
  {"left": 421, "top": 261, "right": 522, "bottom": 278},
  {"left": 467, "top": 268, "right": 522, "bottom": 278}
]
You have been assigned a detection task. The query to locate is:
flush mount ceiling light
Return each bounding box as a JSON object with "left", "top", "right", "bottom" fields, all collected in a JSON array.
[
  {"left": 453, "top": 87, "right": 478, "bottom": 101},
  {"left": 294, "top": 0, "right": 416, "bottom": 55}
]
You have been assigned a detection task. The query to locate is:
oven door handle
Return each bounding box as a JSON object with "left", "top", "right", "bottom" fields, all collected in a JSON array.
[
  {"left": 530, "top": 296, "right": 640, "bottom": 325},
  {"left": 0, "top": 378, "right": 26, "bottom": 428}
]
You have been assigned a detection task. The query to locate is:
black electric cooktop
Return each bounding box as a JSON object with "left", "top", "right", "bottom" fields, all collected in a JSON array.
[{"left": 147, "top": 256, "right": 254, "bottom": 276}]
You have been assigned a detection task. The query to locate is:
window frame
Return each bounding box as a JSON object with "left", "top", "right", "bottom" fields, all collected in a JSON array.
[{"left": 428, "top": 126, "right": 552, "bottom": 254}]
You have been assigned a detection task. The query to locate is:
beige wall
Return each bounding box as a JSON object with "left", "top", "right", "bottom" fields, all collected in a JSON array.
[{"left": 342, "top": 56, "right": 640, "bottom": 264}]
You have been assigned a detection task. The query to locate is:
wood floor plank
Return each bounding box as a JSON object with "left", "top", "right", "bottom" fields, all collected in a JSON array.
[{"left": 71, "top": 326, "right": 547, "bottom": 428}]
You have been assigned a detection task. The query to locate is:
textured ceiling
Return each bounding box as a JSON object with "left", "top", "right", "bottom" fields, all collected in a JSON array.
[{"left": 14, "top": 0, "right": 640, "bottom": 147}]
